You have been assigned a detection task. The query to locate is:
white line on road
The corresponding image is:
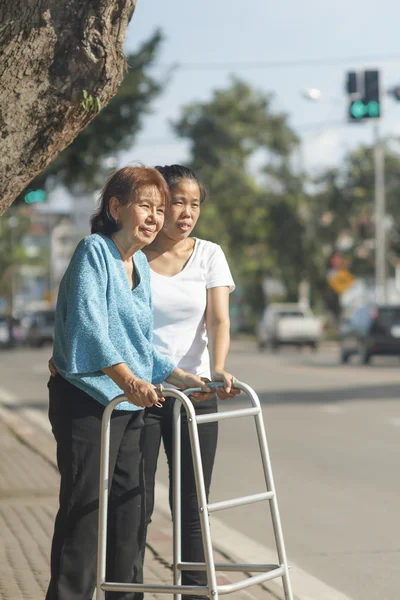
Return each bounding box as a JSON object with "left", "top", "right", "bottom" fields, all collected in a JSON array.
[
  {"left": 0, "top": 386, "right": 17, "bottom": 403},
  {"left": 320, "top": 405, "right": 344, "bottom": 414},
  {"left": 0, "top": 385, "right": 52, "bottom": 434}
]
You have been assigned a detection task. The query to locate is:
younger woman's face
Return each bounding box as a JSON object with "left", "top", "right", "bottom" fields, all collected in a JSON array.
[{"left": 161, "top": 178, "right": 201, "bottom": 241}]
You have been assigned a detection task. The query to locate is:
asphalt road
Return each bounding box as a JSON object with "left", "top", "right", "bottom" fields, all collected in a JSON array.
[{"left": 1, "top": 341, "right": 400, "bottom": 599}]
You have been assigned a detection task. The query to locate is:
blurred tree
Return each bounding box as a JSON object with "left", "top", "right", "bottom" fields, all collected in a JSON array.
[
  {"left": 24, "top": 31, "right": 165, "bottom": 195},
  {"left": 305, "top": 141, "right": 400, "bottom": 314},
  {"left": 0, "top": 208, "right": 47, "bottom": 314},
  {"left": 0, "top": 0, "right": 136, "bottom": 215},
  {"left": 173, "top": 77, "right": 299, "bottom": 319}
]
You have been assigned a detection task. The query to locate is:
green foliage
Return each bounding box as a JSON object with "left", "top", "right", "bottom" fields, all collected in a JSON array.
[
  {"left": 80, "top": 90, "right": 101, "bottom": 114},
  {"left": 173, "top": 77, "right": 299, "bottom": 317},
  {"left": 0, "top": 208, "right": 48, "bottom": 312}
]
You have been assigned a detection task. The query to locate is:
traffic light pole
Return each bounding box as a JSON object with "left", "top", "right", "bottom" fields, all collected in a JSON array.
[{"left": 374, "top": 121, "right": 387, "bottom": 303}]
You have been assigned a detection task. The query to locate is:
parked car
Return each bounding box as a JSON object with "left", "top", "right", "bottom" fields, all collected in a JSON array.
[
  {"left": 339, "top": 304, "right": 400, "bottom": 364},
  {"left": 23, "top": 310, "right": 55, "bottom": 347},
  {"left": 256, "top": 303, "right": 323, "bottom": 352},
  {"left": 0, "top": 316, "right": 23, "bottom": 348}
]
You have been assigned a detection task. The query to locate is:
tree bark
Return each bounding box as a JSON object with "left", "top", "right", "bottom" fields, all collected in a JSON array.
[{"left": 0, "top": 0, "right": 136, "bottom": 216}]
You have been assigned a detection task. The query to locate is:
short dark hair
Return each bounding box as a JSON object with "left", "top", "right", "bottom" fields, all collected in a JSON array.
[
  {"left": 155, "top": 165, "right": 207, "bottom": 204},
  {"left": 91, "top": 166, "right": 170, "bottom": 235}
]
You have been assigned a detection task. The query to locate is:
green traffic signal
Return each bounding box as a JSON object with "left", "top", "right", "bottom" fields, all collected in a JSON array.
[
  {"left": 24, "top": 189, "right": 47, "bottom": 204},
  {"left": 368, "top": 101, "right": 380, "bottom": 118},
  {"left": 350, "top": 100, "right": 365, "bottom": 119},
  {"left": 350, "top": 99, "right": 380, "bottom": 120}
]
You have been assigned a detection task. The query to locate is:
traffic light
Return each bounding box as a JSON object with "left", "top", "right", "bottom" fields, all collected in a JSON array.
[
  {"left": 24, "top": 189, "right": 47, "bottom": 204},
  {"left": 346, "top": 70, "right": 381, "bottom": 121}
]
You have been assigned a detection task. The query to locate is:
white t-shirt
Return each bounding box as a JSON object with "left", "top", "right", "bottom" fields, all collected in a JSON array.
[{"left": 151, "top": 238, "right": 235, "bottom": 379}]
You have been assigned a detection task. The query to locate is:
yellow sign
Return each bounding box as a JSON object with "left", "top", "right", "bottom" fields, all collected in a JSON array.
[{"left": 328, "top": 269, "right": 356, "bottom": 295}]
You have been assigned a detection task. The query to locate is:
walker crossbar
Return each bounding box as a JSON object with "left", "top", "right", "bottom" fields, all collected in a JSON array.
[
  {"left": 96, "top": 380, "right": 294, "bottom": 600},
  {"left": 207, "top": 491, "right": 273, "bottom": 513},
  {"left": 178, "top": 561, "right": 281, "bottom": 572}
]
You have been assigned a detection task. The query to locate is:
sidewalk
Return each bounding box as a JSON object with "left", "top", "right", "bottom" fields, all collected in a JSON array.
[{"left": 0, "top": 407, "right": 282, "bottom": 600}]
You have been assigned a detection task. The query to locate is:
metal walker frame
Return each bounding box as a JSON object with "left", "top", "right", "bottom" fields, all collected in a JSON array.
[{"left": 96, "top": 380, "right": 294, "bottom": 599}]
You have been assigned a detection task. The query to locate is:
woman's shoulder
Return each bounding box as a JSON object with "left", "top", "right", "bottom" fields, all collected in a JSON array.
[
  {"left": 69, "top": 235, "right": 114, "bottom": 272},
  {"left": 194, "top": 238, "right": 222, "bottom": 256},
  {"left": 75, "top": 233, "right": 109, "bottom": 253}
]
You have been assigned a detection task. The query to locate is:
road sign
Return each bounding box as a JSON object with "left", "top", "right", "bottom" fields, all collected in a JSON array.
[{"left": 328, "top": 269, "right": 356, "bottom": 295}]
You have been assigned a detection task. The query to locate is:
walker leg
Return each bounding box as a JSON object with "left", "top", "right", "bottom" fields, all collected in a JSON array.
[
  {"left": 186, "top": 408, "right": 219, "bottom": 600},
  {"left": 254, "top": 410, "right": 294, "bottom": 600},
  {"left": 96, "top": 404, "right": 114, "bottom": 600},
  {"left": 173, "top": 402, "right": 182, "bottom": 600}
]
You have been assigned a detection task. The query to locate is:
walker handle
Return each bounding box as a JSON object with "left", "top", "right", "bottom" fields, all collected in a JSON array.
[{"left": 183, "top": 378, "right": 239, "bottom": 395}]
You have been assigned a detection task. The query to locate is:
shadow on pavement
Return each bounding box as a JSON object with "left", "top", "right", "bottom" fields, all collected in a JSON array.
[{"left": 224, "top": 383, "right": 400, "bottom": 406}]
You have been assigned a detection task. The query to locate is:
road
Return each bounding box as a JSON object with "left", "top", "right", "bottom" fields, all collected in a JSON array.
[{"left": 1, "top": 342, "right": 400, "bottom": 600}]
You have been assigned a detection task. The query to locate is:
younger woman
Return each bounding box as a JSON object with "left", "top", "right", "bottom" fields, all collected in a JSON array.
[{"left": 142, "top": 165, "right": 239, "bottom": 598}]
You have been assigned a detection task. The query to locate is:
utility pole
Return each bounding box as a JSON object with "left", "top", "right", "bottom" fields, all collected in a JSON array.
[
  {"left": 346, "top": 69, "right": 387, "bottom": 304},
  {"left": 373, "top": 121, "right": 387, "bottom": 303}
]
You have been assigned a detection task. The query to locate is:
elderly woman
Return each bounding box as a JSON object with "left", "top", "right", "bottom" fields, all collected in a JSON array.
[{"left": 46, "top": 167, "right": 209, "bottom": 600}]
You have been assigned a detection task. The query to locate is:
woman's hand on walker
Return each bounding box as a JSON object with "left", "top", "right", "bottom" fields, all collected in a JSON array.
[
  {"left": 211, "top": 369, "right": 240, "bottom": 400},
  {"left": 48, "top": 357, "right": 58, "bottom": 377},
  {"left": 189, "top": 376, "right": 216, "bottom": 403},
  {"left": 165, "top": 369, "right": 212, "bottom": 402},
  {"left": 123, "top": 378, "right": 165, "bottom": 409}
]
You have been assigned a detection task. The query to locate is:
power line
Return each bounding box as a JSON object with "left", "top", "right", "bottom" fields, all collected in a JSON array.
[
  {"left": 151, "top": 52, "right": 400, "bottom": 71},
  {"left": 132, "top": 121, "right": 348, "bottom": 147}
]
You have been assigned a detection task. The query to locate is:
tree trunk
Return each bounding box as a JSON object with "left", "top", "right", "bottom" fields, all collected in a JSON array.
[{"left": 0, "top": 0, "right": 136, "bottom": 216}]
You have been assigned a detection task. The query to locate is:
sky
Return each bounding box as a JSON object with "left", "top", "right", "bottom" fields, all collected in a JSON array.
[{"left": 120, "top": 0, "right": 400, "bottom": 175}]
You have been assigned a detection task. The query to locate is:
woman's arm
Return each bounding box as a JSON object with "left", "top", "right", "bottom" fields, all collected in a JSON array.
[
  {"left": 206, "top": 286, "right": 239, "bottom": 399},
  {"left": 102, "top": 363, "right": 161, "bottom": 408},
  {"left": 49, "top": 357, "right": 208, "bottom": 404},
  {"left": 165, "top": 367, "right": 211, "bottom": 392},
  {"left": 49, "top": 356, "right": 161, "bottom": 408}
]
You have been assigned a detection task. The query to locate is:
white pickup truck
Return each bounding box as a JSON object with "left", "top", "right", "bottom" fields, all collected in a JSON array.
[{"left": 257, "top": 303, "right": 323, "bottom": 352}]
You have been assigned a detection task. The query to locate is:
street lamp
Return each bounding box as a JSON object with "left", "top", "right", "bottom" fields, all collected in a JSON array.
[{"left": 301, "top": 88, "right": 322, "bottom": 102}]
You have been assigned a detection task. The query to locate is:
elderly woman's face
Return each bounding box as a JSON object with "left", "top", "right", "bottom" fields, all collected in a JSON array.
[{"left": 115, "top": 186, "right": 166, "bottom": 246}]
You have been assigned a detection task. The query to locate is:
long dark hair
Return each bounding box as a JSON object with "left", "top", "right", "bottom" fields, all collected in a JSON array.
[
  {"left": 155, "top": 165, "right": 207, "bottom": 203},
  {"left": 90, "top": 166, "right": 170, "bottom": 235}
]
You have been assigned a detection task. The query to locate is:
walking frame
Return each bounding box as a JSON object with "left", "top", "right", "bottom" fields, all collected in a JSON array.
[{"left": 96, "top": 379, "right": 294, "bottom": 599}]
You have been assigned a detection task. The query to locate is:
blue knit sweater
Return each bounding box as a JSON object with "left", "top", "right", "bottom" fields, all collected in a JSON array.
[{"left": 53, "top": 233, "right": 175, "bottom": 410}]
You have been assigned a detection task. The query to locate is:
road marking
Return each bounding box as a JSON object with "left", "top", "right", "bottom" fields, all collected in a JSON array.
[
  {"left": 0, "top": 386, "right": 17, "bottom": 403},
  {"left": 0, "top": 385, "right": 52, "bottom": 434},
  {"left": 320, "top": 405, "right": 343, "bottom": 414}
]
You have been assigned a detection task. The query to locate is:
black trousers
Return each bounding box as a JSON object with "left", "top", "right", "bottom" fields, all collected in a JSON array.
[
  {"left": 46, "top": 374, "right": 145, "bottom": 600},
  {"left": 142, "top": 396, "right": 218, "bottom": 599}
]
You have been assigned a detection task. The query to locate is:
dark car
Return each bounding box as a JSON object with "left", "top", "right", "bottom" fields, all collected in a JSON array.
[
  {"left": 339, "top": 304, "right": 400, "bottom": 364},
  {"left": 24, "top": 310, "right": 55, "bottom": 347}
]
